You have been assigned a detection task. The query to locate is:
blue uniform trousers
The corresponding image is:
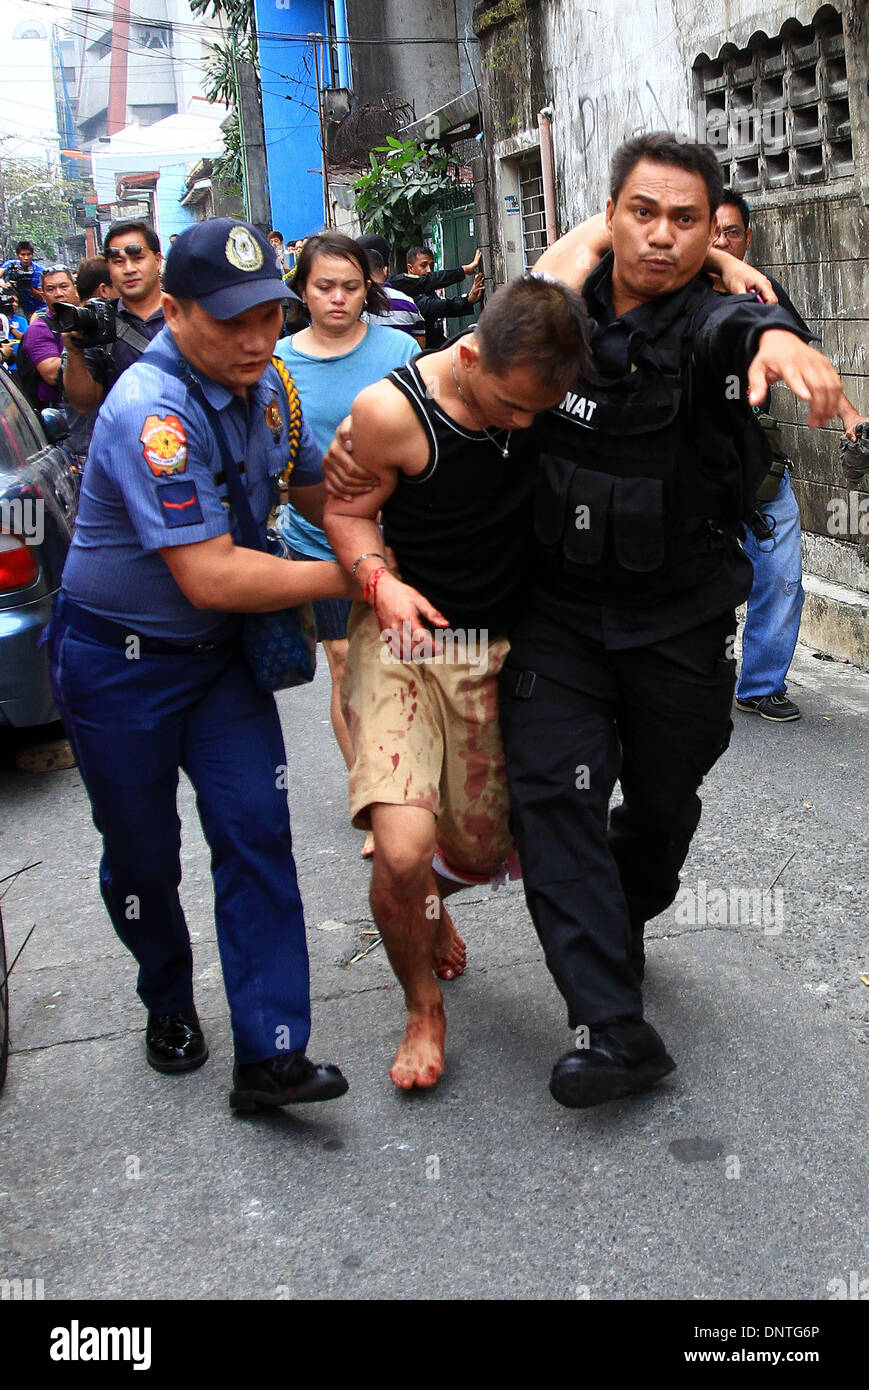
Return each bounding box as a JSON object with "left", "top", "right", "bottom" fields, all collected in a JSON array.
[
  {"left": 737, "top": 470, "right": 805, "bottom": 700},
  {"left": 47, "top": 604, "right": 311, "bottom": 1063}
]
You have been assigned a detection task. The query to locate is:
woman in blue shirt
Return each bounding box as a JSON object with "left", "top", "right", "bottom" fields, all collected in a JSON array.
[{"left": 275, "top": 233, "right": 418, "bottom": 856}]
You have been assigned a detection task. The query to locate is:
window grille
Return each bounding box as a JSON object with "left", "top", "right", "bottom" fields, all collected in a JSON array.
[
  {"left": 694, "top": 9, "right": 853, "bottom": 192},
  {"left": 518, "top": 156, "right": 546, "bottom": 268}
]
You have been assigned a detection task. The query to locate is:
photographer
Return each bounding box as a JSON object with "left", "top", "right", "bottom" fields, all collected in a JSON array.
[
  {"left": 0, "top": 288, "right": 28, "bottom": 372},
  {"left": 19, "top": 266, "right": 78, "bottom": 407},
  {"left": 0, "top": 240, "right": 45, "bottom": 318},
  {"left": 62, "top": 221, "right": 164, "bottom": 414}
]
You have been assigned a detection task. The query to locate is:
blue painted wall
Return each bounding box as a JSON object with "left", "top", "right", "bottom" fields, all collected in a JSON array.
[
  {"left": 156, "top": 164, "right": 198, "bottom": 244},
  {"left": 254, "top": 0, "right": 349, "bottom": 241}
]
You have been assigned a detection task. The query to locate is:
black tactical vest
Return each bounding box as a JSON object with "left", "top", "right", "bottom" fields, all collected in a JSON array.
[{"left": 534, "top": 275, "right": 770, "bottom": 599}]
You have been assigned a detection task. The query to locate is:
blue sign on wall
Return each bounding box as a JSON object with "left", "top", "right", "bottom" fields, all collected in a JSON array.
[{"left": 254, "top": 0, "right": 349, "bottom": 241}]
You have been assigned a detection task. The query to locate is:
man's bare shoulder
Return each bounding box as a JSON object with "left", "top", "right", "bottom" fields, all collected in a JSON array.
[
  {"left": 352, "top": 374, "right": 427, "bottom": 471},
  {"left": 353, "top": 375, "right": 414, "bottom": 427}
]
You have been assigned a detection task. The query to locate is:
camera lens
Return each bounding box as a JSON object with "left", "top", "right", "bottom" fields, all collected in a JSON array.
[{"left": 52, "top": 301, "right": 80, "bottom": 332}]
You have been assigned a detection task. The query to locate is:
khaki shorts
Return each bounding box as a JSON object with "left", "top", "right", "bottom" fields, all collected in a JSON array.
[{"left": 341, "top": 603, "right": 513, "bottom": 877}]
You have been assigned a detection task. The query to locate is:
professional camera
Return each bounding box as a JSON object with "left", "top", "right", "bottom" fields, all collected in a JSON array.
[
  {"left": 3, "top": 265, "right": 32, "bottom": 298},
  {"left": 0, "top": 290, "right": 15, "bottom": 318},
  {"left": 52, "top": 297, "right": 117, "bottom": 348}
]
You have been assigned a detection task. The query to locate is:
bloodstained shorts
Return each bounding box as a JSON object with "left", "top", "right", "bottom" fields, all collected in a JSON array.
[{"left": 341, "top": 603, "right": 513, "bottom": 878}]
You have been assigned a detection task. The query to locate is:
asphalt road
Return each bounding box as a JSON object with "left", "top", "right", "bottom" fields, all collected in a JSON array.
[{"left": 0, "top": 639, "right": 867, "bottom": 1301}]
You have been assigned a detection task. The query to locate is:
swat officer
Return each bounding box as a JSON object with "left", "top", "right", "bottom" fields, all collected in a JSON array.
[
  {"left": 47, "top": 219, "right": 352, "bottom": 1113},
  {"left": 499, "top": 133, "right": 844, "bottom": 1109}
]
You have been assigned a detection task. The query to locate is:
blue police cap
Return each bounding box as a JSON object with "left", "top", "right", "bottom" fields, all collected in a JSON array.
[{"left": 163, "top": 218, "right": 293, "bottom": 319}]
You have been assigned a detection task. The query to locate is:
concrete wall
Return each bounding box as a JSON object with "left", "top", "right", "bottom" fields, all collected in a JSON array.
[
  {"left": 474, "top": 0, "right": 869, "bottom": 658},
  {"left": 345, "top": 0, "right": 462, "bottom": 118}
]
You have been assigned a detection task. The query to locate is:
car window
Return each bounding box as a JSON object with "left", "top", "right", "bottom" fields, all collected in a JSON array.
[{"left": 0, "top": 371, "right": 45, "bottom": 464}]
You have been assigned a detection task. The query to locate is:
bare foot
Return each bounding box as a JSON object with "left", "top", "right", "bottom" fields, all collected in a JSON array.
[
  {"left": 361, "top": 830, "right": 375, "bottom": 859},
  {"left": 390, "top": 998, "right": 446, "bottom": 1090},
  {"left": 432, "top": 903, "right": 466, "bottom": 980}
]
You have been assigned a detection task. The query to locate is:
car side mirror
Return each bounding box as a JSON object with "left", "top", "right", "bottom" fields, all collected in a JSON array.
[{"left": 40, "top": 408, "right": 69, "bottom": 444}]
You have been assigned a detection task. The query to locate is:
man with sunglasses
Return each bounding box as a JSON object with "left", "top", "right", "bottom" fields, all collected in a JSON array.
[
  {"left": 18, "top": 265, "right": 79, "bottom": 407},
  {"left": 63, "top": 221, "right": 165, "bottom": 414}
]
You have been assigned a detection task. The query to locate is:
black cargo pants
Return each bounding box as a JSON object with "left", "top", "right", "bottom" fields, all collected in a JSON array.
[{"left": 499, "top": 610, "right": 737, "bottom": 1029}]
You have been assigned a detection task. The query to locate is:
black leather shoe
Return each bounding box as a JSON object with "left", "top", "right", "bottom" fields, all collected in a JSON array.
[
  {"left": 145, "top": 1006, "right": 208, "bottom": 1074},
  {"left": 550, "top": 1016, "right": 675, "bottom": 1109},
  {"left": 230, "top": 1051, "right": 349, "bottom": 1112}
]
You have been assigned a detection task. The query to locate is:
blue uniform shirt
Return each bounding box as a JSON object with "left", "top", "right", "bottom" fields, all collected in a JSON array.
[{"left": 62, "top": 326, "right": 323, "bottom": 643}]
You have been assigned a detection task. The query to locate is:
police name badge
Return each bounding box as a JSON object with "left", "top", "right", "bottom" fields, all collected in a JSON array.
[
  {"left": 140, "top": 414, "right": 188, "bottom": 476},
  {"left": 225, "top": 225, "right": 264, "bottom": 272}
]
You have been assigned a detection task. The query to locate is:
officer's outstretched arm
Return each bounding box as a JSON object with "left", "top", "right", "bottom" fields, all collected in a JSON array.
[
  {"left": 748, "top": 329, "right": 843, "bottom": 429},
  {"left": 160, "top": 533, "right": 354, "bottom": 612}
]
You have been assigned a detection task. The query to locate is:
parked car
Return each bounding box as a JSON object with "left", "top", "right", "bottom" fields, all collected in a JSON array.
[{"left": 0, "top": 367, "right": 79, "bottom": 728}]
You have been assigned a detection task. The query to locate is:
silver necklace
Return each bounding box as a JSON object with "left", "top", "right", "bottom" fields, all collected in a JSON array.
[{"left": 450, "top": 348, "right": 511, "bottom": 458}]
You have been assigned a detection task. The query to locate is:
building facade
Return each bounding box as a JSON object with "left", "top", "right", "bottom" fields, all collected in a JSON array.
[
  {"left": 74, "top": 0, "right": 220, "bottom": 148},
  {"left": 473, "top": 0, "right": 868, "bottom": 663},
  {"left": 257, "top": 0, "right": 480, "bottom": 240},
  {"left": 0, "top": 7, "right": 63, "bottom": 167}
]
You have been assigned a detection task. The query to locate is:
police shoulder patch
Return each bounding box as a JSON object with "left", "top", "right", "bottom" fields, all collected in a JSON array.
[
  {"left": 156, "top": 480, "right": 203, "bottom": 528},
  {"left": 141, "top": 414, "right": 188, "bottom": 476}
]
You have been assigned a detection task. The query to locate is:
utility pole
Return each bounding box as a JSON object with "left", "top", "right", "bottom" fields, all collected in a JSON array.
[
  {"left": 107, "top": 0, "right": 131, "bottom": 135},
  {"left": 232, "top": 32, "right": 271, "bottom": 233},
  {"left": 310, "top": 33, "right": 332, "bottom": 228}
]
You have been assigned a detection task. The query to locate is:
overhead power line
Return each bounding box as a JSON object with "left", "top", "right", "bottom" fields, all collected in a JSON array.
[{"left": 17, "top": 0, "right": 479, "bottom": 46}]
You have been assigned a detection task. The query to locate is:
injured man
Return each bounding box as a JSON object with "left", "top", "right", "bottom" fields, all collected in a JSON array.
[{"left": 324, "top": 275, "right": 591, "bottom": 1090}]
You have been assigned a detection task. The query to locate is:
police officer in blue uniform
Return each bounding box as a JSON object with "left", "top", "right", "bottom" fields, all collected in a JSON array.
[{"left": 48, "top": 219, "right": 352, "bottom": 1112}]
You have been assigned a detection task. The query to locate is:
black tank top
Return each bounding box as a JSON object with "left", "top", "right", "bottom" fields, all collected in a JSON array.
[{"left": 382, "top": 358, "right": 538, "bottom": 635}]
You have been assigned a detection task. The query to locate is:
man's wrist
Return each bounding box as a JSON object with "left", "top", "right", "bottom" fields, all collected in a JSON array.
[
  {"left": 355, "top": 555, "right": 389, "bottom": 591},
  {"left": 351, "top": 549, "right": 385, "bottom": 580}
]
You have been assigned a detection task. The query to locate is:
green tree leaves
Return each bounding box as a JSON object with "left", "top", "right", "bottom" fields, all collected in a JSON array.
[
  {"left": 188, "top": 0, "right": 257, "bottom": 192},
  {"left": 351, "top": 139, "right": 459, "bottom": 253},
  {"left": 1, "top": 157, "right": 77, "bottom": 259}
]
